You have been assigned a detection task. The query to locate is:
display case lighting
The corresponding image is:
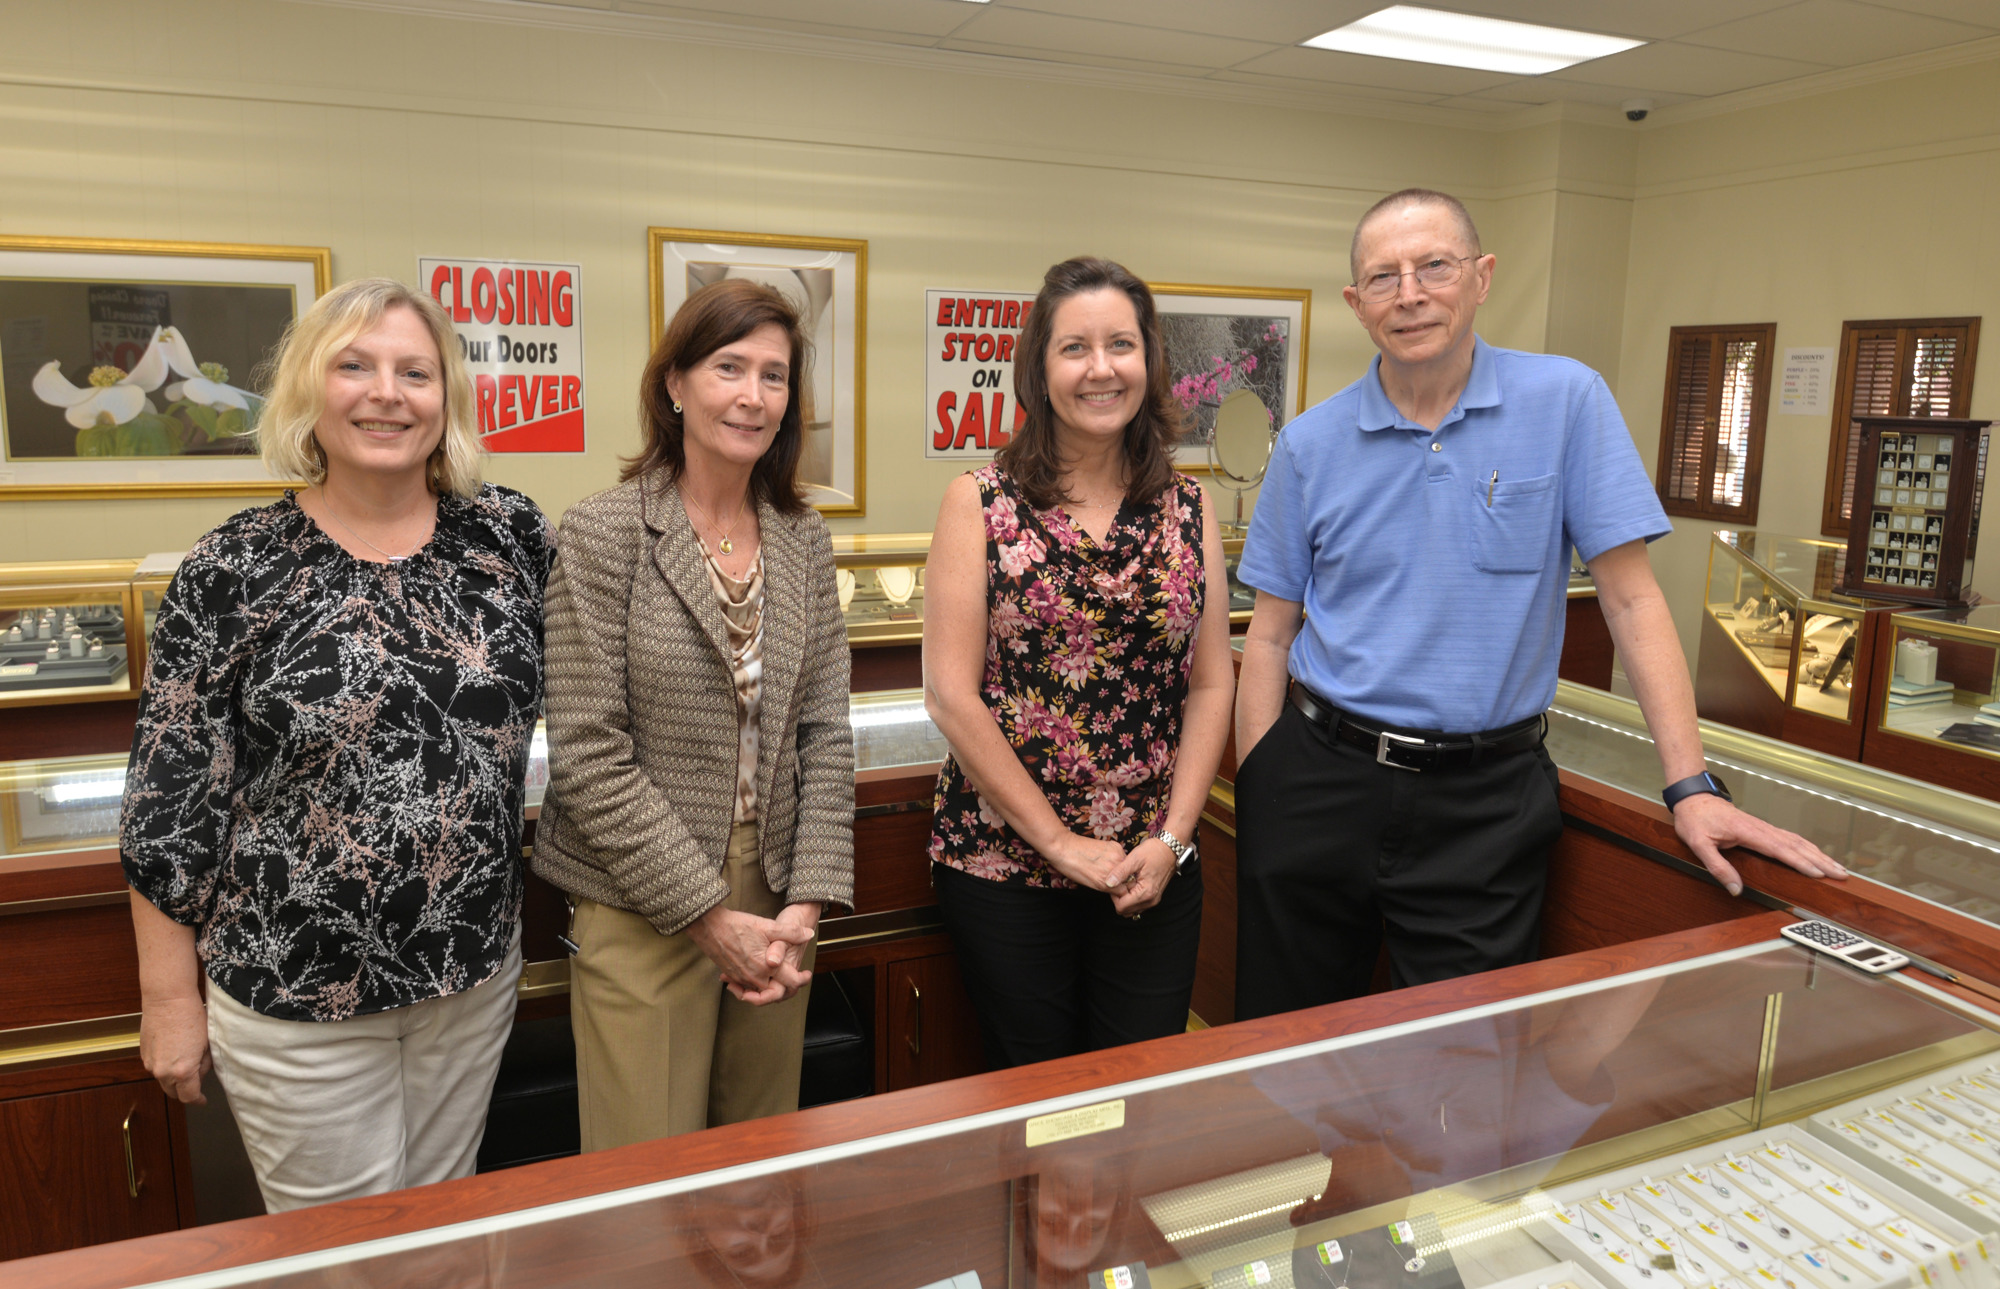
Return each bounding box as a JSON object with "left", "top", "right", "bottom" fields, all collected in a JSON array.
[
  {"left": 1302, "top": 5, "right": 1643, "bottom": 75},
  {"left": 43, "top": 773, "right": 125, "bottom": 805}
]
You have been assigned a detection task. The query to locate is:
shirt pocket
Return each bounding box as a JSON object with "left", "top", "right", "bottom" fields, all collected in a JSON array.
[{"left": 1470, "top": 472, "right": 1558, "bottom": 574}]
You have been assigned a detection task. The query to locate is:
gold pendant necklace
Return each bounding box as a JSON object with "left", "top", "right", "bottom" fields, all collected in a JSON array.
[{"left": 683, "top": 485, "right": 748, "bottom": 555}]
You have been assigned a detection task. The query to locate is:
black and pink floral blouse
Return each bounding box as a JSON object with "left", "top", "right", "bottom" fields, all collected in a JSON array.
[
  {"left": 928, "top": 464, "right": 1206, "bottom": 887},
  {"left": 121, "top": 486, "right": 551, "bottom": 1022}
]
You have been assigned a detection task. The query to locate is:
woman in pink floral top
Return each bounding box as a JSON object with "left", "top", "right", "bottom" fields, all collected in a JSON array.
[{"left": 923, "top": 257, "right": 1235, "bottom": 1069}]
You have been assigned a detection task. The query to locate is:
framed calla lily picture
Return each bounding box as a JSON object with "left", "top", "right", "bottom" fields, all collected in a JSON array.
[{"left": 0, "top": 235, "right": 329, "bottom": 499}]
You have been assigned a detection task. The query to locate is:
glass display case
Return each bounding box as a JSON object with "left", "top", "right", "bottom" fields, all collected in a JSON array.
[
  {"left": 1702, "top": 533, "right": 1872, "bottom": 724},
  {"left": 0, "top": 691, "right": 949, "bottom": 863},
  {"left": 75, "top": 934, "right": 2000, "bottom": 1289},
  {"left": 1861, "top": 608, "right": 2000, "bottom": 800},
  {"left": 832, "top": 530, "right": 1255, "bottom": 645},
  {"left": 0, "top": 560, "right": 143, "bottom": 708},
  {"left": 1550, "top": 682, "right": 2000, "bottom": 929}
]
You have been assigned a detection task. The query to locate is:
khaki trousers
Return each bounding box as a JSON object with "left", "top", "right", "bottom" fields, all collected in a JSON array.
[{"left": 569, "top": 822, "right": 816, "bottom": 1151}]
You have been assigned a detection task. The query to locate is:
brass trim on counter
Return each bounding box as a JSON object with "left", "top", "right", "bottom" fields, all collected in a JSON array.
[
  {"left": 819, "top": 905, "right": 947, "bottom": 951},
  {"left": 0, "top": 890, "right": 127, "bottom": 918},
  {"left": 517, "top": 957, "right": 571, "bottom": 1000},
  {"left": 0, "top": 1013, "right": 140, "bottom": 1069},
  {"left": 1554, "top": 680, "right": 2000, "bottom": 838}
]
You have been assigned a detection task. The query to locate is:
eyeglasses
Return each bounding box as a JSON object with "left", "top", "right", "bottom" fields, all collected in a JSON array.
[{"left": 1353, "top": 256, "right": 1474, "bottom": 302}]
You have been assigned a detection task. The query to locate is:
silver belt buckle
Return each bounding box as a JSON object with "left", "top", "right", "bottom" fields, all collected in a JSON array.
[{"left": 1376, "top": 729, "right": 1427, "bottom": 771}]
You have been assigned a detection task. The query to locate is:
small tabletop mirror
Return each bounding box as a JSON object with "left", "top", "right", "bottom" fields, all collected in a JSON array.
[{"left": 1208, "top": 388, "right": 1275, "bottom": 532}]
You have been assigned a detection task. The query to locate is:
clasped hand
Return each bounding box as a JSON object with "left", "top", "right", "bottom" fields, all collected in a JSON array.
[
  {"left": 1044, "top": 832, "right": 1177, "bottom": 917},
  {"left": 689, "top": 904, "right": 817, "bottom": 1006}
]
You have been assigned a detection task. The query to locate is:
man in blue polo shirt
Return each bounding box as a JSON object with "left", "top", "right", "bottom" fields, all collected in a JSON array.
[{"left": 1232, "top": 188, "right": 1842, "bottom": 1019}]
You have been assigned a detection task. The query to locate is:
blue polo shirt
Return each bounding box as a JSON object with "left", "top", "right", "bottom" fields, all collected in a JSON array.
[{"left": 1237, "top": 337, "right": 1669, "bottom": 733}]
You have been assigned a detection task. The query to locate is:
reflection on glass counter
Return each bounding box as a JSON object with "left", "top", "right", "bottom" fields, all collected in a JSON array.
[
  {"left": 1876, "top": 607, "right": 2000, "bottom": 761},
  {"left": 94, "top": 939, "right": 2000, "bottom": 1289},
  {"left": 3, "top": 692, "right": 948, "bottom": 861},
  {"left": 1552, "top": 683, "right": 2000, "bottom": 926}
]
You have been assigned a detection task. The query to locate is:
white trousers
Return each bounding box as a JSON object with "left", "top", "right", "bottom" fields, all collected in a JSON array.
[{"left": 206, "top": 936, "right": 521, "bottom": 1213}]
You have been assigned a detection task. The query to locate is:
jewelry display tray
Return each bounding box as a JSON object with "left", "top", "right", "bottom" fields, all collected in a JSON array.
[
  {"left": 1807, "top": 1054, "right": 2000, "bottom": 1231},
  {"left": 1533, "top": 1122, "right": 1980, "bottom": 1289}
]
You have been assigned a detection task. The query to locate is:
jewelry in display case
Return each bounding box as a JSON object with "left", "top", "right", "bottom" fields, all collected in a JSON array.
[
  {"left": 0, "top": 560, "right": 148, "bottom": 706},
  {"left": 1839, "top": 417, "right": 1991, "bottom": 607}
]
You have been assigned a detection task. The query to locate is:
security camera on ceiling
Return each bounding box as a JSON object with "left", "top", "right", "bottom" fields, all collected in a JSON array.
[{"left": 1623, "top": 98, "right": 1652, "bottom": 122}]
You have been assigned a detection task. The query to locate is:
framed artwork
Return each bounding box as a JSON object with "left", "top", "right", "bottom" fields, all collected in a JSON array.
[
  {"left": 648, "top": 227, "right": 867, "bottom": 516},
  {"left": 1150, "top": 283, "right": 1311, "bottom": 472},
  {"left": 0, "top": 235, "right": 330, "bottom": 500}
]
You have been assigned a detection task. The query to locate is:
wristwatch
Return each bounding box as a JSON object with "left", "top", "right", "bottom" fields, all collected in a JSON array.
[
  {"left": 1662, "top": 771, "right": 1732, "bottom": 811},
  {"left": 1156, "top": 830, "right": 1198, "bottom": 876}
]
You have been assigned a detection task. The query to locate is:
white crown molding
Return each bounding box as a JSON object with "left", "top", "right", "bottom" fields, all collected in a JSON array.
[
  {"left": 284, "top": 0, "right": 1555, "bottom": 133},
  {"left": 1643, "top": 31, "right": 2000, "bottom": 129}
]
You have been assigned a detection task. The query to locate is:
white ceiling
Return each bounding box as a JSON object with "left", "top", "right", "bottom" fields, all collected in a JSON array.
[{"left": 377, "top": 0, "right": 2000, "bottom": 121}]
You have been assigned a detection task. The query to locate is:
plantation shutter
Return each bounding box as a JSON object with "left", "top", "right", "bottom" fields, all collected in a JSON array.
[
  {"left": 1821, "top": 318, "right": 1980, "bottom": 535},
  {"left": 1655, "top": 324, "right": 1774, "bottom": 524}
]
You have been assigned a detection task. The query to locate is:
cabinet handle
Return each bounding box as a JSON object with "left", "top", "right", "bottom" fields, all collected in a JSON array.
[
  {"left": 906, "top": 982, "right": 922, "bottom": 1059},
  {"left": 122, "top": 1107, "right": 144, "bottom": 1199}
]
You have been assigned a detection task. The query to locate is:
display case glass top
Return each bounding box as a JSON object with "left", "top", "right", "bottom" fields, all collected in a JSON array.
[
  {"left": 0, "top": 693, "right": 947, "bottom": 861},
  {"left": 1552, "top": 682, "right": 2000, "bottom": 928},
  {"left": 1875, "top": 606, "right": 2000, "bottom": 762},
  {"left": 106, "top": 937, "right": 2000, "bottom": 1289}
]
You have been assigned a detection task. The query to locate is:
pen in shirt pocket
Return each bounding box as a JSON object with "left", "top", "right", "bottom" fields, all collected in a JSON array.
[{"left": 1487, "top": 470, "right": 1498, "bottom": 506}]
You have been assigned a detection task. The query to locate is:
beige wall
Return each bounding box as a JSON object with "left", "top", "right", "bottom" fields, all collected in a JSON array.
[
  {"left": 0, "top": 0, "right": 1574, "bottom": 562},
  {"left": 1617, "top": 55, "right": 2000, "bottom": 663},
  {"left": 5, "top": 0, "right": 1992, "bottom": 684}
]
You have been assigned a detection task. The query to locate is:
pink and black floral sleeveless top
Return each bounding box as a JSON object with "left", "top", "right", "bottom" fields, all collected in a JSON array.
[{"left": 928, "top": 463, "right": 1206, "bottom": 887}]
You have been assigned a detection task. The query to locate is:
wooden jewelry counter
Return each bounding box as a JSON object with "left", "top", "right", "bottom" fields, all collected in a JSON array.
[{"left": 11, "top": 671, "right": 2000, "bottom": 1284}]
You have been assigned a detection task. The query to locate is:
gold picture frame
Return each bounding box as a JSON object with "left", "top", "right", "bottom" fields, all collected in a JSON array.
[
  {"left": 648, "top": 227, "right": 867, "bottom": 517},
  {"left": 0, "top": 234, "right": 330, "bottom": 501},
  {"left": 1148, "top": 281, "right": 1311, "bottom": 474}
]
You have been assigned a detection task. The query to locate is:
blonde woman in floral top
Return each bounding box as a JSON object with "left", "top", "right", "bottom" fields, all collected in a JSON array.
[
  {"left": 923, "top": 257, "right": 1235, "bottom": 1070},
  {"left": 122, "top": 279, "right": 550, "bottom": 1212}
]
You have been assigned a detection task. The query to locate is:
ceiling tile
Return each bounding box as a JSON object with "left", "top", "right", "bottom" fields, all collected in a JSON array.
[
  {"left": 1545, "top": 39, "right": 1832, "bottom": 93},
  {"left": 1229, "top": 45, "right": 1520, "bottom": 94},
  {"left": 1423, "top": 94, "right": 1536, "bottom": 112},
  {"left": 936, "top": 38, "right": 1229, "bottom": 77},
  {"left": 612, "top": 0, "right": 975, "bottom": 39},
  {"left": 944, "top": 7, "right": 1277, "bottom": 69},
  {"left": 1679, "top": 0, "right": 1997, "bottom": 63},
  {"left": 1847, "top": 0, "right": 2000, "bottom": 28},
  {"left": 1434, "top": 0, "right": 1799, "bottom": 40},
  {"left": 998, "top": 0, "right": 1380, "bottom": 45},
  {"left": 1466, "top": 78, "right": 1695, "bottom": 107},
  {"left": 1202, "top": 69, "right": 1451, "bottom": 104}
]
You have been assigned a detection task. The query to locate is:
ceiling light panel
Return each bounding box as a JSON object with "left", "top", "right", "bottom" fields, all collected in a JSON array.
[{"left": 1303, "top": 5, "right": 1645, "bottom": 75}]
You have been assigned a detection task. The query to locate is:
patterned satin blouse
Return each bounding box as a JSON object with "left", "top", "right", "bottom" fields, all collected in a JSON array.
[
  {"left": 928, "top": 464, "right": 1206, "bottom": 887},
  {"left": 121, "top": 485, "right": 552, "bottom": 1022}
]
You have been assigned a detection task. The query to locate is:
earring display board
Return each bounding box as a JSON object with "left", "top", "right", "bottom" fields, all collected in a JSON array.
[
  {"left": 1838, "top": 417, "right": 1991, "bottom": 607},
  {"left": 1809, "top": 1054, "right": 2000, "bottom": 1231},
  {"left": 1537, "top": 1122, "right": 1983, "bottom": 1289}
]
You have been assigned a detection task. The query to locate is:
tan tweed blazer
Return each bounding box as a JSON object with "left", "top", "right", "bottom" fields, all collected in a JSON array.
[{"left": 532, "top": 476, "right": 855, "bottom": 935}]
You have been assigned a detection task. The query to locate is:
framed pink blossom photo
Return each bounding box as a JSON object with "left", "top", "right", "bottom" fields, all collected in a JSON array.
[{"left": 1150, "top": 282, "right": 1310, "bottom": 473}]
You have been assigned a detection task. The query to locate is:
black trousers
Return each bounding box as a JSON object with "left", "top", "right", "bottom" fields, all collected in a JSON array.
[
  {"left": 1233, "top": 701, "right": 1562, "bottom": 1022},
  {"left": 933, "top": 859, "right": 1203, "bottom": 1070}
]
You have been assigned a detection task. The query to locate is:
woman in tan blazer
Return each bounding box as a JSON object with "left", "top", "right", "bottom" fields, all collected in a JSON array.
[{"left": 535, "top": 279, "right": 854, "bottom": 1150}]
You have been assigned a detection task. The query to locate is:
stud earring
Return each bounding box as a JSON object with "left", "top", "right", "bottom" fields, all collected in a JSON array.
[{"left": 673, "top": 400, "right": 683, "bottom": 413}]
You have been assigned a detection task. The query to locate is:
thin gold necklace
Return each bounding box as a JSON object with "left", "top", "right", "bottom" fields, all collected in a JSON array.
[
  {"left": 320, "top": 491, "right": 432, "bottom": 563},
  {"left": 682, "top": 485, "right": 749, "bottom": 555}
]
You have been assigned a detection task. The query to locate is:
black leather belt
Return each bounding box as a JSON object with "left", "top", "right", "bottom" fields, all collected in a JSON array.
[{"left": 1287, "top": 680, "right": 1547, "bottom": 773}]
